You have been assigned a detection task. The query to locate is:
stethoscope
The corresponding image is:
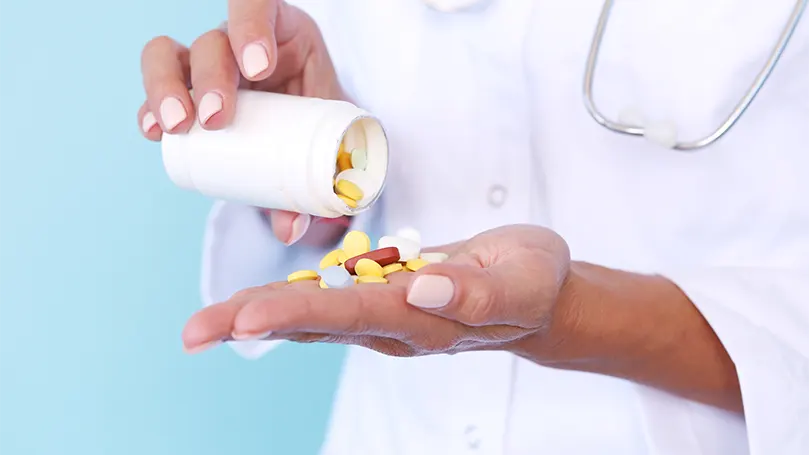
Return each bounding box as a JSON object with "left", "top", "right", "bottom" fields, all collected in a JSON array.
[{"left": 425, "top": 0, "right": 808, "bottom": 151}]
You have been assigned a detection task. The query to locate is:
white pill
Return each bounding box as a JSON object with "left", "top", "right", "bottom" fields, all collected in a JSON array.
[
  {"left": 395, "top": 227, "right": 422, "bottom": 245},
  {"left": 378, "top": 235, "right": 421, "bottom": 261},
  {"left": 419, "top": 252, "right": 448, "bottom": 264},
  {"left": 350, "top": 148, "right": 368, "bottom": 171},
  {"left": 321, "top": 266, "right": 354, "bottom": 288},
  {"left": 643, "top": 121, "right": 678, "bottom": 149}
]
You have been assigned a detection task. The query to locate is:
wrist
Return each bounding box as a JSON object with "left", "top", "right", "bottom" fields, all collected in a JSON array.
[{"left": 510, "top": 262, "right": 681, "bottom": 368}]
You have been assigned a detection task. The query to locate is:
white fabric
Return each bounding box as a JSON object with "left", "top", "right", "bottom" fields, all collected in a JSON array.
[{"left": 200, "top": 0, "right": 809, "bottom": 453}]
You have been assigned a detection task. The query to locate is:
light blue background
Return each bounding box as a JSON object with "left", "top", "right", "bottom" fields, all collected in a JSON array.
[{"left": 0, "top": 1, "right": 344, "bottom": 454}]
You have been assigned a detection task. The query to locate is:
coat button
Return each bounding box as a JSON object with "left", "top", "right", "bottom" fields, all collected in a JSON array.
[
  {"left": 422, "top": 0, "right": 492, "bottom": 13},
  {"left": 487, "top": 184, "right": 507, "bottom": 208},
  {"left": 464, "top": 424, "right": 482, "bottom": 450}
]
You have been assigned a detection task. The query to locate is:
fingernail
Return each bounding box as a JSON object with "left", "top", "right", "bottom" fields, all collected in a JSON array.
[
  {"left": 407, "top": 275, "right": 455, "bottom": 309},
  {"left": 232, "top": 330, "right": 273, "bottom": 341},
  {"left": 183, "top": 340, "right": 221, "bottom": 355},
  {"left": 198, "top": 92, "right": 224, "bottom": 125},
  {"left": 141, "top": 111, "right": 158, "bottom": 133},
  {"left": 159, "top": 96, "right": 187, "bottom": 131},
  {"left": 242, "top": 42, "right": 270, "bottom": 78},
  {"left": 286, "top": 214, "right": 311, "bottom": 246}
]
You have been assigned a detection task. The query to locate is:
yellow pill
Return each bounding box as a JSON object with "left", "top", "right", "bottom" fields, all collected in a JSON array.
[
  {"left": 352, "top": 276, "right": 359, "bottom": 283},
  {"left": 335, "top": 179, "right": 364, "bottom": 201},
  {"left": 405, "top": 259, "right": 429, "bottom": 272},
  {"left": 381, "top": 263, "right": 404, "bottom": 276},
  {"left": 357, "top": 276, "right": 388, "bottom": 284},
  {"left": 355, "top": 258, "right": 384, "bottom": 277},
  {"left": 288, "top": 270, "right": 319, "bottom": 283},
  {"left": 337, "top": 151, "right": 353, "bottom": 172},
  {"left": 342, "top": 231, "right": 371, "bottom": 258},
  {"left": 320, "top": 249, "right": 348, "bottom": 269},
  {"left": 337, "top": 194, "right": 358, "bottom": 208},
  {"left": 319, "top": 280, "right": 329, "bottom": 289}
]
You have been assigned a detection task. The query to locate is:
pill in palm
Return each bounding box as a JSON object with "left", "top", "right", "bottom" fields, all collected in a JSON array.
[
  {"left": 335, "top": 179, "right": 364, "bottom": 201},
  {"left": 405, "top": 258, "right": 429, "bottom": 272},
  {"left": 395, "top": 227, "right": 422, "bottom": 245},
  {"left": 350, "top": 148, "right": 368, "bottom": 171},
  {"left": 343, "top": 247, "right": 400, "bottom": 274},
  {"left": 321, "top": 265, "right": 354, "bottom": 288},
  {"left": 319, "top": 280, "right": 329, "bottom": 289},
  {"left": 357, "top": 275, "right": 388, "bottom": 284},
  {"left": 381, "top": 263, "right": 404, "bottom": 275},
  {"left": 288, "top": 270, "right": 319, "bottom": 283},
  {"left": 419, "top": 252, "right": 448, "bottom": 263},
  {"left": 378, "top": 235, "right": 421, "bottom": 261},
  {"left": 355, "top": 258, "right": 384, "bottom": 277},
  {"left": 342, "top": 231, "right": 372, "bottom": 258},
  {"left": 320, "top": 249, "right": 349, "bottom": 269}
]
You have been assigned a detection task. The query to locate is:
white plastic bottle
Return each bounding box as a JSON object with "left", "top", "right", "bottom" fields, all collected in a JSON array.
[{"left": 161, "top": 90, "right": 389, "bottom": 218}]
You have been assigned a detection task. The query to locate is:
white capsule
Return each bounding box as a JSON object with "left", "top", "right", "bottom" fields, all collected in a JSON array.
[
  {"left": 395, "top": 227, "right": 422, "bottom": 245},
  {"left": 643, "top": 121, "right": 679, "bottom": 149},
  {"left": 420, "top": 252, "right": 448, "bottom": 264},
  {"left": 378, "top": 235, "right": 421, "bottom": 261}
]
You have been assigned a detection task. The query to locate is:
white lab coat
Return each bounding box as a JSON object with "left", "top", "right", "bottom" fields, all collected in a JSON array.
[{"left": 200, "top": 1, "right": 809, "bottom": 453}]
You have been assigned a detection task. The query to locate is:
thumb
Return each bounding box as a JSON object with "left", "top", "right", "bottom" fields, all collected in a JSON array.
[{"left": 405, "top": 253, "right": 543, "bottom": 328}]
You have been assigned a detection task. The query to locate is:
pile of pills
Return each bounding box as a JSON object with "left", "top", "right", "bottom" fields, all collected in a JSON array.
[
  {"left": 332, "top": 141, "right": 370, "bottom": 209},
  {"left": 287, "top": 228, "right": 449, "bottom": 288}
]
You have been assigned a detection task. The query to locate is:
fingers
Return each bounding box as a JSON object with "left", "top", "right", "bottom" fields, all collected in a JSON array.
[
  {"left": 404, "top": 253, "right": 544, "bottom": 328},
  {"left": 189, "top": 29, "right": 240, "bottom": 129},
  {"left": 267, "top": 210, "right": 311, "bottom": 245},
  {"left": 228, "top": 0, "right": 281, "bottom": 80},
  {"left": 138, "top": 102, "right": 161, "bottom": 141},
  {"left": 141, "top": 36, "right": 194, "bottom": 133}
]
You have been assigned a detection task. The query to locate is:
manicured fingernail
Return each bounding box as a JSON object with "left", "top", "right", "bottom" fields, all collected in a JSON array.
[
  {"left": 198, "top": 92, "right": 224, "bottom": 125},
  {"left": 141, "top": 111, "right": 157, "bottom": 133},
  {"left": 232, "top": 330, "right": 273, "bottom": 341},
  {"left": 286, "top": 214, "right": 311, "bottom": 246},
  {"left": 183, "top": 340, "right": 221, "bottom": 355},
  {"left": 159, "top": 97, "right": 187, "bottom": 131},
  {"left": 242, "top": 42, "right": 270, "bottom": 78},
  {"left": 407, "top": 275, "right": 455, "bottom": 309}
]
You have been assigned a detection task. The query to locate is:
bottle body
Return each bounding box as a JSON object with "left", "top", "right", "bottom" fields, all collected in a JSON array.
[{"left": 161, "top": 90, "right": 389, "bottom": 218}]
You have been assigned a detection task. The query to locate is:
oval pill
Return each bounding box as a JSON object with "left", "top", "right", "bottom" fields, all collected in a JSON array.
[
  {"left": 337, "top": 194, "right": 359, "bottom": 208},
  {"left": 381, "top": 263, "right": 404, "bottom": 275},
  {"left": 319, "top": 280, "right": 329, "bottom": 289},
  {"left": 405, "top": 259, "right": 429, "bottom": 272},
  {"left": 287, "top": 270, "right": 319, "bottom": 283},
  {"left": 320, "top": 249, "right": 348, "bottom": 269},
  {"left": 350, "top": 148, "right": 368, "bottom": 171},
  {"left": 337, "top": 151, "right": 352, "bottom": 171},
  {"left": 357, "top": 276, "right": 388, "bottom": 284},
  {"left": 343, "top": 247, "right": 401, "bottom": 274},
  {"left": 355, "top": 258, "right": 384, "bottom": 277},
  {"left": 420, "top": 252, "right": 449, "bottom": 264},
  {"left": 378, "top": 235, "right": 421, "bottom": 261},
  {"left": 342, "top": 231, "right": 372, "bottom": 258},
  {"left": 321, "top": 265, "right": 354, "bottom": 289},
  {"left": 335, "top": 179, "right": 364, "bottom": 201},
  {"left": 396, "top": 227, "right": 422, "bottom": 245}
]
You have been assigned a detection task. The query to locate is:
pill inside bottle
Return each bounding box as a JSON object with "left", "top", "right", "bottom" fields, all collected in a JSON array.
[{"left": 161, "top": 90, "right": 389, "bottom": 219}]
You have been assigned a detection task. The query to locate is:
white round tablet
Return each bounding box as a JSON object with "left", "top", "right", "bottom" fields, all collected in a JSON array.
[
  {"left": 378, "top": 235, "right": 421, "bottom": 261},
  {"left": 395, "top": 227, "right": 422, "bottom": 245},
  {"left": 350, "top": 148, "right": 368, "bottom": 171}
]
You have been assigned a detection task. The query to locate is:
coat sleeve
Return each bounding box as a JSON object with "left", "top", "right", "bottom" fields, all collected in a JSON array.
[{"left": 636, "top": 267, "right": 809, "bottom": 454}]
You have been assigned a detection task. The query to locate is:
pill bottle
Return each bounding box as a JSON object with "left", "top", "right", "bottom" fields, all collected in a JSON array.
[{"left": 161, "top": 90, "right": 389, "bottom": 218}]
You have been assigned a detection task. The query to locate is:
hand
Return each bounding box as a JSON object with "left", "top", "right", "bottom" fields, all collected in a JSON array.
[
  {"left": 138, "top": 0, "right": 347, "bottom": 246},
  {"left": 181, "top": 225, "right": 576, "bottom": 357}
]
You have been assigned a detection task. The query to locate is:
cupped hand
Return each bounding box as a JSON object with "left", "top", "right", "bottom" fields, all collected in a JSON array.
[
  {"left": 138, "top": 0, "right": 347, "bottom": 245},
  {"left": 182, "top": 225, "right": 577, "bottom": 357}
]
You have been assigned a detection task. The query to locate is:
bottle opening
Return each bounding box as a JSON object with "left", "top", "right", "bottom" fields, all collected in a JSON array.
[{"left": 330, "top": 116, "right": 388, "bottom": 214}]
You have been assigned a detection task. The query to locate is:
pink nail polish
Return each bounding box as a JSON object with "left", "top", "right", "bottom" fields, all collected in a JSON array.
[{"left": 407, "top": 275, "right": 455, "bottom": 308}]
